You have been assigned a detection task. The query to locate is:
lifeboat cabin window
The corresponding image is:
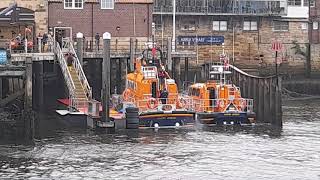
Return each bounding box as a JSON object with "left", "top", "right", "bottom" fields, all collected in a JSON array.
[
  {"left": 188, "top": 88, "right": 200, "bottom": 97},
  {"left": 127, "top": 80, "right": 136, "bottom": 90}
]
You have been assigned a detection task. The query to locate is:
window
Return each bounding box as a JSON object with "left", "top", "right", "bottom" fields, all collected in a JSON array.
[
  {"left": 101, "top": 0, "right": 114, "bottom": 9},
  {"left": 313, "top": 22, "right": 318, "bottom": 30},
  {"left": 288, "top": 0, "right": 301, "bottom": 6},
  {"left": 64, "top": 0, "right": 83, "bottom": 9},
  {"left": 273, "top": 21, "right": 289, "bottom": 31},
  {"left": 304, "top": 0, "right": 315, "bottom": 7},
  {"left": 127, "top": 80, "right": 136, "bottom": 90},
  {"left": 243, "top": 21, "right": 258, "bottom": 31},
  {"left": 213, "top": 21, "right": 227, "bottom": 31},
  {"left": 180, "top": 20, "right": 196, "bottom": 31}
]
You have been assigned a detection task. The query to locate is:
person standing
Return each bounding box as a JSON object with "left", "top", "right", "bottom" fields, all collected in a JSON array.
[
  {"left": 95, "top": 33, "right": 100, "bottom": 51},
  {"left": 42, "top": 32, "right": 48, "bottom": 52},
  {"left": 159, "top": 88, "right": 169, "bottom": 104},
  {"left": 66, "top": 53, "right": 74, "bottom": 71}
]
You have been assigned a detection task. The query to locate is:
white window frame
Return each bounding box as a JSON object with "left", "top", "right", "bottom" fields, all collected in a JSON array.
[
  {"left": 212, "top": 21, "right": 227, "bottom": 31},
  {"left": 288, "top": 0, "right": 302, "bottom": 6},
  {"left": 64, "top": 0, "right": 84, "bottom": 9},
  {"left": 101, "top": 0, "right": 114, "bottom": 9},
  {"left": 243, "top": 21, "right": 258, "bottom": 31},
  {"left": 303, "top": 0, "right": 315, "bottom": 7}
]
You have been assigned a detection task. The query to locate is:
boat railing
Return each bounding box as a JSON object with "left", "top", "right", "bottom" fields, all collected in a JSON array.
[
  {"left": 191, "top": 98, "right": 254, "bottom": 113},
  {"left": 69, "top": 98, "right": 89, "bottom": 114},
  {"left": 69, "top": 42, "right": 92, "bottom": 100},
  {"left": 135, "top": 97, "right": 193, "bottom": 113},
  {"left": 54, "top": 41, "right": 76, "bottom": 111}
]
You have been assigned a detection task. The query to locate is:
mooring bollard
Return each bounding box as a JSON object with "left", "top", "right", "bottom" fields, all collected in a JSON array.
[{"left": 125, "top": 107, "right": 139, "bottom": 129}]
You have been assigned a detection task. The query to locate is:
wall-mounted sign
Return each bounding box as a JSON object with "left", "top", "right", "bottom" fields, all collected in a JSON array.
[
  {"left": 0, "top": 48, "right": 7, "bottom": 64},
  {"left": 178, "top": 36, "right": 224, "bottom": 45}
]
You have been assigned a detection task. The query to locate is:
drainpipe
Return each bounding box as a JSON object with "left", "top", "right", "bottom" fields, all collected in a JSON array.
[
  {"left": 148, "top": 4, "right": 150, "bottom": 40},
  {"left": 92, "top": 3, "right": 94, "bottom": 49}
]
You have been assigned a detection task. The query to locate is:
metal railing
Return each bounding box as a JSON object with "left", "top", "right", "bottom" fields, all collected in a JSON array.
[
  {"left": 70, "top": 98, "right": 90, "bottom": 114},
  {"left": 135, "top": 97, "right": 193, "bottom": 113},
  {"left": 83, "top": 39, "right": 149, "bottom": 55},
  {"left": 69, "top": 42, "right": 92, "bottom": 100},
  {"left": 191, "top": 98, "right": 254, "bottom": 113},
  {"left": 55, "top": 39, "right": 92, "bottom": 112},
  {"left": 154, "top": 0, "right": 287, "bottom": 15}
]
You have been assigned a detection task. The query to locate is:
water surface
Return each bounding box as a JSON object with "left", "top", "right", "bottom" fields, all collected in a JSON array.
[{"left": 0, "top": 100, "right": 320, "bottom": 180}]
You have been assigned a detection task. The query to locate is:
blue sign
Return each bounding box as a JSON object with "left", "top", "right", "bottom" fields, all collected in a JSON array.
[
  {"left": 178, "top": 36, "right": 224, "bottom": 45},
  {"left": 0, "top": 49, "right": 7, "bottom": 64}
]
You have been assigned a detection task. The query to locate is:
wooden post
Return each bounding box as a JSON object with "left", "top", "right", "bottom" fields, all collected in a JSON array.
[
  {"left": 76, "top": 32, "right": 84, "bottom": 66},
  {"left": 253, "top": 78, "right": 259, "bottom": 122},
  {"left": 24, "top": 57, "right": 34, "bottom": 140},
  {"left": 184, "top": 57, "right": 189, "bottom": 87},
  {"left": 117, "top": 58, "right": 122, "bottom": 93},
  {"left": 39, "top": 61, "right": 44, "bottom": 111},
  {"left": 274, "top": 76, "right": 283, "bottom": 127},
  {"left": 269, "top": 78, "right": 275, "bottom": 122},
  {"left": 102, "top": 32, "right": 111, "bottom": 123},
  {"left": 263, "top": 79, "right": 270, "bottom": 123},
  {"left": 258, "top": 79, "right": 264, "bottom": 123},
  {"left": 174, "top": 57, "right": 181, "bottom": 89},
  {"left": 0, "top": 78, "right": 2, "bottom": 100},
  {"left": 129, "top": 38, "right": 134, "bottom": 72},
  {"left": 167, "top": 37, "right": 172, "bottom": 73}
]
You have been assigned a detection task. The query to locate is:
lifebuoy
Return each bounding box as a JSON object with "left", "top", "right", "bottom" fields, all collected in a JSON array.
[
  {"left": 178, "top": 98, "right": 187, "bottom": 109},
  {"left": 147, "top": 98, "right": 158, "bottom": 109},
  {"left": 122, "top": 90, "right": 130, "bottom": 101},
  {"left": 219, "top": 100, "right": 225, "bottom": 108},
  {"left": 241, "top": 99, "right": 247, "bottom": 109}
]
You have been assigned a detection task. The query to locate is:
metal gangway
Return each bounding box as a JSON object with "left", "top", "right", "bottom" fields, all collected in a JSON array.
[{"left": 54, "top": 38, "right": 92, "bottom": 112}]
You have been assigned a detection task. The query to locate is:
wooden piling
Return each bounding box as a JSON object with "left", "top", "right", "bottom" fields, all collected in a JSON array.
[
  {"left": 76, "top": 32, "right": 84, "bottom": 66},
  {"left": 0, "top": 78, "right": 2, "bottom": 100},
  {"left": 24, "top": 56, "right": 34, "bottom": 140},
  {"left": 102, "top": 32, "right": 111, "bottom": 123},
  {"left": 226, "top": 64, "right": 283, "bottom": 127},
  {"left": 184, "top": 57, "right": 189, "bottom": 84},
  {"left": 167, "top": 37, "right": 172, "bottom": 73},
  {"left": 174, "top": 57, "right": 181, "bottom": 89},
  {"left": 129, "top": 38, "right": 134, "bottom": 72}
]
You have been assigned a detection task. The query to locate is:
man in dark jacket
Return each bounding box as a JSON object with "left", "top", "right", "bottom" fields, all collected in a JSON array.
[
  {"left": 159, "top": 88, "right": 169, "bottom": 104},
  {"left": 95, "top": 33, "right": 100, "bottom": 51}
]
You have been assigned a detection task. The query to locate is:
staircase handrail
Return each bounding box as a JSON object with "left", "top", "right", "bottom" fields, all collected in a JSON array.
[
  {"left": 55, "top": 42, "right": 76, "bottom": 96},
  {"left": 69, "top": 42, "right": 92, "bottom": 99}
]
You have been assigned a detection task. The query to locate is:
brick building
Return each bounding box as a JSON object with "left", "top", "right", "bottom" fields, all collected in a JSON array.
[
  {"left": 48, "top": 0, "right": 153, "bottom": 44},
  {"left": 153, "top": 0, "right": 317, "bottom": 74}
]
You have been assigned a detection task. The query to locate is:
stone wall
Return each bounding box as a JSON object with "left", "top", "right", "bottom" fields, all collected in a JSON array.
[
  {"left": 154, "top": 15, "right": 314, "bottom": 74},
  {"left": 0, "top": 0, "right": 48, "bottom": 35}
]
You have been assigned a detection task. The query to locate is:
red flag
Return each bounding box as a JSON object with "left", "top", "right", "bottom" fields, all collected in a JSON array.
[{"left": 151, "top": 47, "right": 156, "bottom": 57}]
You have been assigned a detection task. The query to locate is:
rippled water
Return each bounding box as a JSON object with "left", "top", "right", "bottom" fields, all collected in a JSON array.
[{"left": 1, "top": 100, "right": 320, "bottom": 180}]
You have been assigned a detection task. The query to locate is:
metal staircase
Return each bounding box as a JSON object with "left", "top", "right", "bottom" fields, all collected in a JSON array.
[{"left": 54, "top": 40, "right": 92, "bottom": 112}]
